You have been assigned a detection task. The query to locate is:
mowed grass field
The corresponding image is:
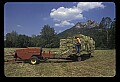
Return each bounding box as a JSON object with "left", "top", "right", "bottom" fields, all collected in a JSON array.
[{"left": 4, "top": 48, "right": 116, "bottom": 77}]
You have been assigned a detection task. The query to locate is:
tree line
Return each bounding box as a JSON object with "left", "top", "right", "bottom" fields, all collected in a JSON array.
[
  {"left": 4, "top": 17, "right": 115, "bottom": 49},
  {"left": 4, "top": 25, "right": 60, "bottom": 48}
]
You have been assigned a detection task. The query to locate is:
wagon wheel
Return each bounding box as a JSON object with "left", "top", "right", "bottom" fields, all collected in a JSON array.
[
  {"left": 77, "top": 56, "right": 82, "bottom": 61},
  {"left": 30, "top": 56, "right": 38, "bottom": 65},
  {"left": 89, "top": 53, "right": 91, "bottom": 58}
]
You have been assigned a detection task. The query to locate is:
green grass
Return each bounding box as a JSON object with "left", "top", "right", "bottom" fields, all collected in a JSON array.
[{"left": 4, "top": 48, "right": 116, "bottom": 77}]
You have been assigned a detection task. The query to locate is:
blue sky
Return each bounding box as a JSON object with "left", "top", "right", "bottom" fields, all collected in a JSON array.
[{"left": 4, "top": 2, "right": 115, "bottom": 36}]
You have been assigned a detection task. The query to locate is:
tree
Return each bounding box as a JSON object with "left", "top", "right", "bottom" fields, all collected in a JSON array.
[
  {"left": 5, "top": 25, "right": 60, "bottom": 48},
  {"left": 99, "top": 17, "right": 112, "bottom": 48},
  {"left": 108, "top": 18, "right": 116, "bottom": 49},
  {"left": 40, "top": 25, "right": 59, "bottom": 48},
  {"left": 16, "top": 34, "right": 30, "bottom": 48},
  {"left": 99, "top": 17, "right": 112, "bottom": 28},
  {"left": 30, "top": 35, "right": 42, "bottom": 47},
  {"left": 6, "top": 31, "right": 18, "bottom": 47},
  {"left": 99, "top": 17, "right": 105, "bottom": 29}
]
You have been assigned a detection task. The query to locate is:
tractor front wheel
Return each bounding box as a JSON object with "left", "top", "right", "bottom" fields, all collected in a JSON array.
[{"left": 30, "top": 56, "right": 39, "bottom": 65}]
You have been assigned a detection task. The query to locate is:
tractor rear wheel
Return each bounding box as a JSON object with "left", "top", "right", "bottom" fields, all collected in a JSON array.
[{"left": 30, "top": 56, "right": 38, "bottom": 65}]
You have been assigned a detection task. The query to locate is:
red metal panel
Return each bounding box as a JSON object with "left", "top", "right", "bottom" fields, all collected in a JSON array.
[
  {"left": 42, "top": 51, "right": 55, "bottom": 59},
  {"left": 15, "top": 48, "right": 55, "bottom": 60},
  {"left": 16, "top": 48, "right": 40, "bottom": 59}
]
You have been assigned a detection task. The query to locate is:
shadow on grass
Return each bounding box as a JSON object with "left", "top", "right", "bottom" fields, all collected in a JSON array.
[
  {"left": 15, "top": 54, "right": 94, "bottom": 64},
  {"left": 4, "top": 54, "right": 94, "bottom": 65}
]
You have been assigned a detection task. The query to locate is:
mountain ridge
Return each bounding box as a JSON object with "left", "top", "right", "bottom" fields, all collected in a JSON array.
[
  {"left": 74, "top": 20, "right": 99, "bottom": 29},
  {"left": 57, "top": 20, "right": 101, "bottom": 38}
]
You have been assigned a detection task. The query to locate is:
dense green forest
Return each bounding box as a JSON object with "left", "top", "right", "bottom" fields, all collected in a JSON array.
[{"left": 4, "top": 17, "right": 115, "bottom": 49}]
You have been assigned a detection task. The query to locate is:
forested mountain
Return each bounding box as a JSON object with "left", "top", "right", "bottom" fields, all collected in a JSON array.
[
  {"left": 57, "top": 18, "right": 115, "bottom": 49},
  {"left": 58, "top": 24, "right": 107, "bottom": 49}
]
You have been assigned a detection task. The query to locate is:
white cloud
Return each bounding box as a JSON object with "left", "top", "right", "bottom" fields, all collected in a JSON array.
[
  {"left": 77, "top": 2, "right": 105, "bottom": 11},
  {"left": 17, "top": 24, "right": 23, "bottom": 27},
  {"left": 50, "top": 6, "right": 83, "bottom": 22},
  {"left": 55, "top": 21, "right": 74, "bottom": 27},
  {"left": 50, "top": 2, "right": 105, "bottom": 27},
  {"left": 51, "top": 8, "right": 56, "bottom": 12},
  {"left": 54, "top": 24, "right": 59, "bottom": 27}
]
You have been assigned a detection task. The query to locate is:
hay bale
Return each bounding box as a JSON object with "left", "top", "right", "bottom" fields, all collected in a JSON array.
[{"left": 60, "top": 34, "right": 95, "bottom": 55}]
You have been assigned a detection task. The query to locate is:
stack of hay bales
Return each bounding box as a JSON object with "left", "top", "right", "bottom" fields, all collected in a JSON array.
[
  {"left": 60, "top": 34, "right": 95, "bottom": 55},
  {"left": 60, "top": 38, "right": 73, "bottom": 56}
]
